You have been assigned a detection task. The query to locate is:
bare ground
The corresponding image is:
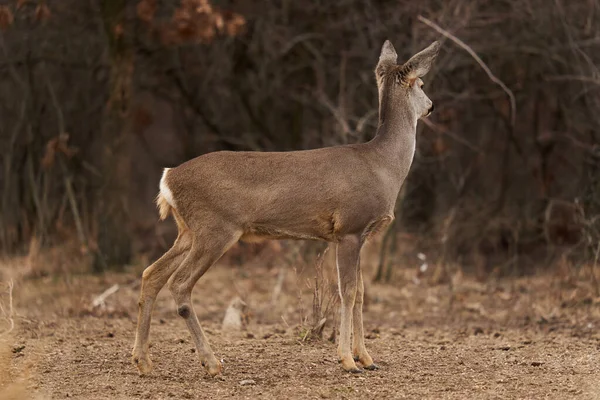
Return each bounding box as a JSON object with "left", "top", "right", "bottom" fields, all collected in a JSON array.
[{"left": 2, "top": 250, "right": 600, "bottom": 400}]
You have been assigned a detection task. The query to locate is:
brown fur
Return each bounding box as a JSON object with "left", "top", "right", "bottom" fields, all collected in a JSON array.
[{"left": 132, "top": 39, "right": 440, "bottom": 376}]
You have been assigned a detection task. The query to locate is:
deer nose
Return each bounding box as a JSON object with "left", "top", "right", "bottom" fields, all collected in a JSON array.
[{"left": 428, "top": 104, "right": 435, "bottom": 114}]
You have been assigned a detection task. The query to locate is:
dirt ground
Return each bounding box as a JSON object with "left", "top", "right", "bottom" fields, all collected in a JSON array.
[{"left": 2, "top": 247, "right": 600, "bottom": 400}]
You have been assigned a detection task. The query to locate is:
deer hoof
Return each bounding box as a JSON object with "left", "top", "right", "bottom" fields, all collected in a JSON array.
[
  {"left": 132, "top": 355, "right": 153, "bottom": 375},
  {"left": 204, "top": 359, "right": 223, "bottom": 377},
  {"left": 364, "top": 363, "right": 380, "bottom": 371},
  {"left": 348, "top": 367, "right": 364, "bottom": 374}
]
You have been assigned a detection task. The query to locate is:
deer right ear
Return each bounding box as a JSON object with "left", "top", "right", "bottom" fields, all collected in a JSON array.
[
  {"left": 376, "top": 40, "right": 397, "bottom": 77},
  {"left": 400, "top": 41, "right": 441, "bottom": 83}
]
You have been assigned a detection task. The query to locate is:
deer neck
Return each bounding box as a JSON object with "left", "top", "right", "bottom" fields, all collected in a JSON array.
[{"left": 368, "top": 97, "right": 418, "bottom": 179}]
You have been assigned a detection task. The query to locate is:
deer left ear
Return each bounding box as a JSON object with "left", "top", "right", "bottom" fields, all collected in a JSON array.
[
  {"left": 401, "top": 41, "right": 441, "bottom": 85},
  {"left": 376, "top": 40, "right": 398, "bottom": 77}
]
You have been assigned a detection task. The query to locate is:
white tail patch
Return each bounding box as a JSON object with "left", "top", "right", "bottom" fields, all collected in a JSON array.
[
  {"left": 156, "top": 168, "right": 176, "bottom": 220},
  {"left": 159, "top": 168, "right": 175, "bottom": 208}
]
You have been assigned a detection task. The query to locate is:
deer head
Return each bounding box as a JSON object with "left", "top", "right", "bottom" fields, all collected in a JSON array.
[{"left": 375, "top": 40, "right": 441, "bottom": 122}]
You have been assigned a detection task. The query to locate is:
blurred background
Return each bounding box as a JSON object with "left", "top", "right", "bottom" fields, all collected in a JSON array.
[
  {"left": 1, "top": 2, "right": 600, "bottom": 398},
  {"left": 0, "top": 0, "right": 598, "bottom": 279}
]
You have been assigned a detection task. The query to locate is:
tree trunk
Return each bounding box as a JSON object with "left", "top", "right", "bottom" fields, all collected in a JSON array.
[{"left": 94, "top": 0, "right": 133, "bottom": 271}]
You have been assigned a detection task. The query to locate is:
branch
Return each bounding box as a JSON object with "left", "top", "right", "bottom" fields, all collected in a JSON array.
[
  {"left": 420, "top": 118, "right": 483, "bottom": 153},
  {"left": 545, "top": 75, "right": 600, "bottom": 86},
  {"left": 41, "top": 63, "right": 88, "bottom": 249},
  {"left": 418, "top": 15, "right": 516, "bottom": 128}
]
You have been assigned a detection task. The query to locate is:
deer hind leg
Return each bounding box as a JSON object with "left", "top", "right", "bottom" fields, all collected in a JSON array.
[
  {"left": 336, "top": 235, "right": 363, "bottom": 373},
  {"left": 352, "top": 267, "right": 378, "bottom": 370},
  {"left": 132, "top": 230, "right": 192, "bottom": 375},
  {"left": 168, "top": 224, "right": 241, "bottom": 377}
]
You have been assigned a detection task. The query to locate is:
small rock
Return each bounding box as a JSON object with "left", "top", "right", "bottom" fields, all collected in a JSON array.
[
  {"left": 106, "top": 332, "right": 114, "bottom": 338},
  {"left": 222, "top": 297, "right": 247, "bottom": 332},
  {"left": 531, "top": 361, "right": 543, "bottom": 367},
  {"left": 366, "top": 332, "right": 380, "bottom": 339},
  {"left": 473, "top": 327, "right": 484, "bottom": 335},
  {"left": 12, "top": 345, "right": 25, "bottom": 354},
  {"left": 498, "top": 346, "right": 511, "bottom": 351},
  {"left": 240, "top": 379, "right": 256, "bottom": 386},
  {"left": 159, "top": 319, "right": 166, "bottom": 324},
  {"left": 246, "top": 332, "right": 255, "bottom": 339},
  {"left": 494, "top": 332, "right": 501, "bottom": 338}
]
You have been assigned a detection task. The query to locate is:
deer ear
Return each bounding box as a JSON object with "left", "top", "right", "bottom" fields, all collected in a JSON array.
[
  {"left": 376, "top": 40, "right": 398, "bottom": 77},
  {"left": 401, "top": 41, "right": 441, "bottom": 84}
]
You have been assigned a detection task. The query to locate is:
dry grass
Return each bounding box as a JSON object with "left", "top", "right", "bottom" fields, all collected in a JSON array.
[{"left": 0, "top": 282, "right": 38, "bottom": 400}]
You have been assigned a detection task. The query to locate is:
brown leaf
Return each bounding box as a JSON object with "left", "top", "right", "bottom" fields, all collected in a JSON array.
[
  {"left": 41, "top": 137, "right": 58, "bottom": 169},
  {"left": 34, "top": 3, "right": 50, "bottom": 23},
  {"left": 113, "top": 23, "right": 124, "bottom": 38},
  {"left": 0, "top": 6, "right": 14, "bottom": 31},
  {"left": 41, "top": 134, "right": 77, "bottom": 170},
  {"left": 432, "top": 136, "right": 447, "bottom": 155},
  {"left": 224, "top": 12, "right": 245, "bottom": 37},
  {"left": 132, "top": 107, "right": 153, "bottom": 135},
  {"left": 214, "top": 13, "right": 224, "bottom": 33},
  {"left": 136, "top": 0, "right": 157, "bottom": 24},
  {"left": 16, "top": 0, "right": 28, "bottom": 11}
]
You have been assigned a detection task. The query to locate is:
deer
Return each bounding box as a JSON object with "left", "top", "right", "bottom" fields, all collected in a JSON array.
[{"left": 131, "top": 39, "right": 441, "bottom": 376}]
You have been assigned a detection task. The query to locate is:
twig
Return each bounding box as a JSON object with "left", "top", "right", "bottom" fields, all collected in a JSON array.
[
  {"left": 421, "top": 118, "right": 483, "bottom": 153},
  {"left": 41, "top": 63, "right": 65, "bottom": 134},
  {"left": 92, "top": 284, "right": 120, "bottom": 308},
  {"left": 270, "top": 265, "right": 287, "bottom": 306},
  {"left": 355, "top": 109, "right": 378, "bottom": 135},
  {"left": 545, "top": 75, "right": 600, "bottom": 86},
  {"left": 316, "top": 90, "right": 352, "bottom": 138},
  {"left": 592, "top": 242, "right": 600, "bottom": 296},
  {"left": 41, "top": 63, "right": 89, "bottom": 249},
  {"left": 26, "top": 150, "right": 47, "bottom": 241},
  {"left": 276, "top": 33, "right": 322, "bottom": 59},
  {"left": 64, "top": 174, "right": 87, "bottom": 248},
  {"left": 418, "top": 15, "right": 516, "bottom": 128}
]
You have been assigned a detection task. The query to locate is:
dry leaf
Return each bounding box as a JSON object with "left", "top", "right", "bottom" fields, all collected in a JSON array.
[
  {"left": 0, "top": 6, "right": 14, "bottom": 31},
  {"left": 16, "top": 0, "right": 28, "bottom": 11},
  {"left": 114, "top": 23, "right": 124, "bottom": 38},
  {"left": 224, "top": 12, "right": 245, "bottom": 37},
  {"left": 34, "top": 3, "right": 50, "bottom": 23},
  {"left": 136, "top": 0, "right": 157, "bottom": 24}
]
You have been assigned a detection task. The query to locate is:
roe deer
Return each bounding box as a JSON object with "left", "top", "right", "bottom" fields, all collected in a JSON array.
[{"left": 132, "top": 39, "right": 441, "bottom": 375}]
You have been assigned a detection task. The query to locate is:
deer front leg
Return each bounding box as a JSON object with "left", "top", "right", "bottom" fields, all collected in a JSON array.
[
  {"left": 336, "top": 235, "right": 362, "bottom": 373},
  {"left": 352, "top": 268, "right": 378, "bottom": 370}
]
